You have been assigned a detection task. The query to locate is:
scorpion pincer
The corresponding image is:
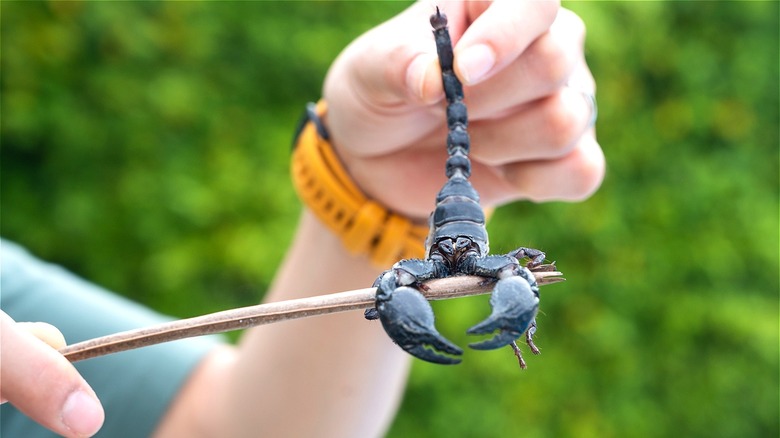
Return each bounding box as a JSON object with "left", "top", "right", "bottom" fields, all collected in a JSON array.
[{"left": 364, "top": 9, "right": 547, "bottom": 367}]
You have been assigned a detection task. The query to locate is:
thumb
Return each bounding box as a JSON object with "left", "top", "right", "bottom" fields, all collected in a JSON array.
[
  {"left": 323, "top": 2, "right": 454, "bottom": 157},
  {"left": 1, "top": 313, "right": 104, "bottom": 437},
  {"left": 453, "top": 0, "right": 560, "bottom": 85},
  {"left": 326, "top": 2, "right": 446, "bottom": 107}
]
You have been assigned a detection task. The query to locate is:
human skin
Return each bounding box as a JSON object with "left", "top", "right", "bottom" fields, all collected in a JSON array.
[{"left": 0, "top": 1, "right": 603, "bottom": 437}]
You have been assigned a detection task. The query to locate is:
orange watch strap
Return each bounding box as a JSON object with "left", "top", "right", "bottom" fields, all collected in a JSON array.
[{"left": 291, "top": 101, "right": 428, "bottom": 267}]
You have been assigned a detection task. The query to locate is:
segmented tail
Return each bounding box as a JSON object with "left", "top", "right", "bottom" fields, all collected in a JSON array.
[{"left": 430, "top": 8, "right": 471, "bottom": 182}]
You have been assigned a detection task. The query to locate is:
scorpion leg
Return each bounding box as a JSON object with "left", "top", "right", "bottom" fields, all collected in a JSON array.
[
  {"left": 510, "top": 341, "right": 528, "bottom": 369},
  {"left": 509, "top": 319, "right": 541, "bottom": 368},
  {"left": 508, "top": 247, "right": 546, "bottom": 269},
  {"left": 464, "top": 255, "right": 540, "bottom": 351},
  {"left": 525, "top": 319, "right": 540, "bottom": 354},
  {"left": 368, "top": 260, "right": 463, "bottom": 365}
]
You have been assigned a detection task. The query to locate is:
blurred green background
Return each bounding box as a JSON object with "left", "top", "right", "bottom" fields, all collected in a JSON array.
[{"left": 2, "top": 1, "right": 777, "bottom": 437}]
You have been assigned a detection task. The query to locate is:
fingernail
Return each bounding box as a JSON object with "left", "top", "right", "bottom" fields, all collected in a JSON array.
[
  {"left": 456, "top": 44, "right": 495, "bottom": 85},
  {"left": 62, "top": 390, "right": 104, "bottom": 437}
]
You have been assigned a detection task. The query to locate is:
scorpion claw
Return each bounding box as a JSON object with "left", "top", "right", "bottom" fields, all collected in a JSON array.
[
  {"left": 466, "top": 275, "right": 539, "bottom": 350},
  {"left": 468, "top": 329, "right": 520, "bottom": 350},
  {"left": 405, "top": 343, "right": 462, "bottom": 365},
  {"left": 377, "top": 286, "right": 463, "bottom": 365}
]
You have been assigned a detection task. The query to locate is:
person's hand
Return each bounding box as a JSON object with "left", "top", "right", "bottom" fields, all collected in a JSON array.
[
  {"left": 323, "top": 0, "right": 604, "bottom": 220},
  {"left": 0, "top": 311, "right": 104, "bottom": 437}
]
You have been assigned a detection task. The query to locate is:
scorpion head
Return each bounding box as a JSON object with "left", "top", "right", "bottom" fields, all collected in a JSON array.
[
  {"left": 429, "top": 236, "right": 481, "bottom": 271},
  {"left": 425, "top": 176, "right": 490, "bottom": 272}
]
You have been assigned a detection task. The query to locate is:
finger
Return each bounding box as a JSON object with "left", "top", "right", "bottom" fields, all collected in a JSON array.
[
  {"left": 1, "top": 313, "right": 104, "bottom": 437},
  {"left": 469, "top": 83, "right": 596, "bottom": 164},
  {"left": 328, "top": 2, "right": 442, "bottom": 107},
  {"left": 453, "top": 0, "right": 560, "bottom": 85},
  {"left": 0, "top": 321, "right": 67, "bottom": 404},
  {"left": 501, "top": 133, "right": 605, "bottom": 202},
  {"left": 324, "top": 2, "right": 446, "bottom": 156},
  {"left": 463, "top": 8, "right": 587, "bottom": 119}
]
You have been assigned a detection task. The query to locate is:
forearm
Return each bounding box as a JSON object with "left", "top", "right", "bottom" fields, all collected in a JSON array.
[
  {"left": 221, "top": 210, "right": 411, "bottom": 437},
  {"left": 155, "top": 210, "right": 410, "bottom": 437},
  {"left": 155, "top": 1, "right": 604, "bottom": 434}
]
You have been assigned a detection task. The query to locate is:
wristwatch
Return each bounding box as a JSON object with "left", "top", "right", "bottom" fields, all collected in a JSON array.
[{"left": 290, "top": 101, "right": 429, "bottom": 267}]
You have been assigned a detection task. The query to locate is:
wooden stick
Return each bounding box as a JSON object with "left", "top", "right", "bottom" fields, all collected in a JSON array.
[{"left": 60, "top": 268, "right": 564, "bottom": 362}]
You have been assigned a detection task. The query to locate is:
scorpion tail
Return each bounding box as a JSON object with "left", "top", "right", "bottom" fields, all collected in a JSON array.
[{"left": 466, "top": 275, "right": 539, "bottom": 350}]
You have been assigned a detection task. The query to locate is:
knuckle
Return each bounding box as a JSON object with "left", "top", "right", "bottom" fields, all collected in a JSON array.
[
  {"left": 561, "top": 140, "right": 606, "bottom": 201},
  {"left": 528, "top": 36, "right": 574, "bottom": 89},
  {"left": 541, "top": 94, "right": 583, "bottom": 156},
  {"left": 527, "top": 9, "right": 586, "bottom": 91},
  {"left": 558, "top": 8, "right": 587, "bottom": 42},
  {"left": 536, "top": 0, "right": 563, "bottom": 26},
  {"left": 508, "top": 138, "right": 605, "bottom": 203}
]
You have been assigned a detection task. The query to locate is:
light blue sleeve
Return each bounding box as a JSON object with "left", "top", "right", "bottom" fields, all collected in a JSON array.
[{"left": 1, "top": 239, "right": 225, "bottom": 437}]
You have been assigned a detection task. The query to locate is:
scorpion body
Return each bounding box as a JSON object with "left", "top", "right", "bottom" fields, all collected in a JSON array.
[{"left": 365, "top": 9, "right": 546, "bottom": 367}]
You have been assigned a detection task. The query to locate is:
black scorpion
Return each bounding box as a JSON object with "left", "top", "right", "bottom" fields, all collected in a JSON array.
[{"left": 364, "top": 9, "right": 547, "bottom": 367}]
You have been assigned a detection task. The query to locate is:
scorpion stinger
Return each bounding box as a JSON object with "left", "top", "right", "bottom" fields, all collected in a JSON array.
[{"left": 364, "top": 8, "right": 548, "bottom": 368}]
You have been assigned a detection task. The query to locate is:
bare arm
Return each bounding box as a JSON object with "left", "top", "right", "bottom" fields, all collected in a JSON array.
[
  {"left": 154, "top": 211, "right": 408, "bottom": 438},
  {"left": 155, "top": 1, "right": 602, "bottom": 436},
  {"left": 1, "top": 1, "right": 602, "bottom": 436}
]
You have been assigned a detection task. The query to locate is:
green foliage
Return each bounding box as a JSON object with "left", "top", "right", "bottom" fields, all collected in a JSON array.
[
  {"left": 2, "top": 1, "right": 777, "bottom": 437},
  {"left": 1, "top": 0, "right": 407, "bottom": 315}
]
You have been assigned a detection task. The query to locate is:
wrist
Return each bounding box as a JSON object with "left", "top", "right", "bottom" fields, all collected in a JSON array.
[{"left": 290, "top": 101, "right": 429, "bottom": 267}]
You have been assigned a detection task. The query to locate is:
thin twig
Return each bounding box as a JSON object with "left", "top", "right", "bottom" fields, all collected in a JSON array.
[{"left": 60, "top": 267, "right": 564, "bottom": 362}]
